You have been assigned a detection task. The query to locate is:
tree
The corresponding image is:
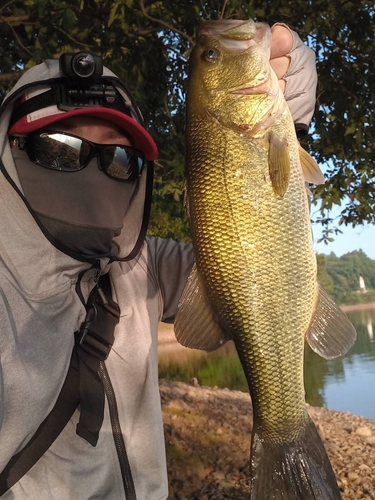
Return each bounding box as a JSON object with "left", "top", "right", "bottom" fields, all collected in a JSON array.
[
  {"left": 316, "top": 254, "right": 334, "bottom": 294},
  {"left": 1, "top": 0, "right": 374, "bottom": 241},
  {"left": 317, "top": 250, "right": 375, "bottom": 303}
]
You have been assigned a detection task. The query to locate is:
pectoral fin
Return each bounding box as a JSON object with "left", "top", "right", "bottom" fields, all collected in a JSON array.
[
  {"left": 299, "top": 146, "right": 325, "bottom": 185},
  {"left": 174, "top": 263, "right": 229, "bottom": 352},
  {"left": 268, "top": 133, "right": 290, "bottom": 197},
  {"left": 306, "top": 284, "right": 357, "bottom": 359}
]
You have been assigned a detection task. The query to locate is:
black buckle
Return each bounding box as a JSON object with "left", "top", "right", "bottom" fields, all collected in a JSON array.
[{"left": 77, "top": 286, "right": 120, "bottom": 361}]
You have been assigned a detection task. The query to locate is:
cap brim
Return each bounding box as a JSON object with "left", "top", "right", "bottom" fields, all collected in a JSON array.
[{"left": 9, "top": 107, "right": 158, "bottom": 161}]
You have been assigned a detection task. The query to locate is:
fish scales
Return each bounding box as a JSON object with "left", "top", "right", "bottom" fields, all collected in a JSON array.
[{"left": 188, "top": 113, "right": 315, "bottom": 440}]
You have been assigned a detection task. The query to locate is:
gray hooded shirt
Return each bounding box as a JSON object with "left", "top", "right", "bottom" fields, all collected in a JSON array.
[{"left": 0, "top": 60, "right": 194, "bottom": 499}]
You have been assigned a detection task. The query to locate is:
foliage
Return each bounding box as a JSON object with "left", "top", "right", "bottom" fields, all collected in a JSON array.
[
  {"left": 1, "top": 0, "right": 375, "bottom": 239},
  {"left": 159, "top": 342, "right": 248, "bottom": 391},
  {"left": 317, "top": 250, "right": 375, "bottom": 304},
  {"left": 316, "top": 254, "right": 334, "bottom": 294},
  {"left": 303, "top": 344, "right": 327, "bottom": 407}
]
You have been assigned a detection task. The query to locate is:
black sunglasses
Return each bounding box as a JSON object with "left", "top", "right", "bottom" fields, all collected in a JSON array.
[{"left": 17, "top": 130, "right": 145, "bottom": 182}]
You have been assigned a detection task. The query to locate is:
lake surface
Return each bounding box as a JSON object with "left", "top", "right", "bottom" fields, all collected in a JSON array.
[{"left": 158, "top": 308, "right": 375, "bottom": 420}]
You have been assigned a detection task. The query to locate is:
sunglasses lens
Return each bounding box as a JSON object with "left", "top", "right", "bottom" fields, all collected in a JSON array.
[
  {"left": 27, "top": 132, "right": 144, "bottom": 181},
  {"left": 33, "top": 133, "right": 89, "bottom": 171},
  {"left": 103, "top": 146, "right": 144, "bottom": 181}
]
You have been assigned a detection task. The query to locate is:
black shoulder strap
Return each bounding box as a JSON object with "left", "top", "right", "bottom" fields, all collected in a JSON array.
[
  {"left": 0, "top": 347, "right": 80, "bottom": 496},
  {"left": 0, "top": 272, "right": 116, "bottom": 495}
]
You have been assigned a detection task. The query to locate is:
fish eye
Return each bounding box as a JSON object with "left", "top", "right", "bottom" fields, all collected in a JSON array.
[{"left": 203, "top": 48, "right": 218, "bottom": 63}]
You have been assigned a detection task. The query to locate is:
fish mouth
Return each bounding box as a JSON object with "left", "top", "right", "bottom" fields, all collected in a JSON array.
[
  {"left": 197, "top": 20, "right": 272, "bottom": 95},
  {"left": 197, "top": 19, "right": 271, "bottom": 54},
  {"left": 230, "top": 79, "right": 271, "bottom": 95}
]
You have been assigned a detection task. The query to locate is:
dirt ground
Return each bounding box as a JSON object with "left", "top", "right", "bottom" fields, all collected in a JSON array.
[{"left": 160, "top": 379, "right": 375, "bottom": 500}]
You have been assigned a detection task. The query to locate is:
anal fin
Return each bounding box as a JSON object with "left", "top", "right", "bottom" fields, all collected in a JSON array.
[{"left": 306, "top": 284, "right": 357, "bottom": 359}]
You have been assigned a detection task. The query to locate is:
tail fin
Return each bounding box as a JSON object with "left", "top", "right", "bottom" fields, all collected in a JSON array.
[{"left": 250, "top": 414, "right": 341, "bottom": 499}]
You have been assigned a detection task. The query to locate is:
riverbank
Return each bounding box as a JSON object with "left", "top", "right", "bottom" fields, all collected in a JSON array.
[
  {"left": 341, "top": 301, "right": 375, "bottom": 312},
  {"left": 161, "top": 379, "right": 375, "bottom": 499}
]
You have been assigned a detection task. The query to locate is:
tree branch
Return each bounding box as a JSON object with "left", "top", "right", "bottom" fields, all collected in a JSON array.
[
  {"left": 219, "top": 0, "right": 230, "bottom": 20},
  {"left": 0, "top": 0, "right": 18, "bottom": 16},
  {"left": 0, "top": 14, "right": 30, "bottom": 23},
  {"left": 139, "top": 0, "right": 194, "bottom": 46},
  {"left": 0, "top": 16, "right": 33, "bottom": 56},
  {"left": 0, "top": 70, "right": 25, "bottom": 83},
  {"left": 53, "top": 25, "right": 94, "bottom": 48}
]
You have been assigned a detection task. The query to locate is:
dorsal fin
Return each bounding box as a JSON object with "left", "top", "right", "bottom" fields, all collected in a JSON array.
[{"left": 299, "top": 146, "right": 325, "bottom": 185}]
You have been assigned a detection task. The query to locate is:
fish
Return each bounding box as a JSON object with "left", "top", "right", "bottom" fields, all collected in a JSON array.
[{"left": 175, "top": 19, "right": 357, "bottom": 499}]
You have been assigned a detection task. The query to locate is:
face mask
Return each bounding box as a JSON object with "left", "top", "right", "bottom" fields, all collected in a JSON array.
[{"left": 12, "top": 148, "right": 138, "bottom": 258}]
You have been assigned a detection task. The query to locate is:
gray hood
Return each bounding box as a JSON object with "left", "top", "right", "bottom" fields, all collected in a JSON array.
[
  {"left": 0, "top": 60, "right": 156, "bottom": 474},
  {"left": 0, "top": 59, "right": 154, "bottom": 266}
]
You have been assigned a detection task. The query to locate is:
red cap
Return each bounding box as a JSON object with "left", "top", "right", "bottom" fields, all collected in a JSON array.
[{"left": 8, "top": 87, "right": 158, "bottom": 161}]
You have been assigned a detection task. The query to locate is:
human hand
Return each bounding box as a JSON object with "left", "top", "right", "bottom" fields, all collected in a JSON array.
[
  {"left": 270, "top": 24, "right": 317, "bottom": 136},
  {"left": 270, "top": 24, "right": 294, "bottom": 93}
]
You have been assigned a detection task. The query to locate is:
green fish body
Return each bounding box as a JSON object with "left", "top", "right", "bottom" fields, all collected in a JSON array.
[{"left": 175, "top": 20, "right": 356, "bottom": 499}]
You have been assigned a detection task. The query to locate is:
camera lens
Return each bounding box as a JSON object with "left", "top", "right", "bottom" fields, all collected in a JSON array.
[{"left": 71, "top": 53, "right": 96, "bottom": 78}]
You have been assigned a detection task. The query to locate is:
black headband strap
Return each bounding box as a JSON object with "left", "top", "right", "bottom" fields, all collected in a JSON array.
[
  {"left": 9, "top": 88, "right": 58, "bottom": 129},
  {"left": 9, "top": 84, "right": 131, "bottom": 131}
]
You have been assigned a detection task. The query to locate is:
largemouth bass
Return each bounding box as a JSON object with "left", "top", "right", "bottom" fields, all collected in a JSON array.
[{"left": 175, "top": 19, "right": 356, "bottom": 499}]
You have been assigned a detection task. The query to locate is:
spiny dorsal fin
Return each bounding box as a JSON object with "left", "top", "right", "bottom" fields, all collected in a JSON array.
[
  {"left": 268, "top": 132, "right": 290, "bottom": 197},
  {"left": 174, "top": 263, "right": 229, "bottom": 352},
  {"left": 299, "top": 146, "right": 325, "bottom": 185},
  {"left": 306, "top": 284, "right": 357, "bottom": 359}
]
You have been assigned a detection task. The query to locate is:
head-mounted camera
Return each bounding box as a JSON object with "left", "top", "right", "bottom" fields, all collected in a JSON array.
[
  {"left": 59, "top": 52, "right": 103, "bottom": 79},
  {"left": 55, "top": 52, "right": 118, "bottom": 111},
  {"left": 8, "top": 51, "right": 148, "bottom": 146}
]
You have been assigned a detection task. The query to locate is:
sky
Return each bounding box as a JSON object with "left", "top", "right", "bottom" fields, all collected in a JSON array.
[
  {"left": 311, "top": 205, "right": 375, "bottom": 260},
  {"left": 309, "top": 154, "right": 375, "bottom": 261}
]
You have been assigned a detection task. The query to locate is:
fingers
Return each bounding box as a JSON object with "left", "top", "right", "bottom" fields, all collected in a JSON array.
[
  {"left": 270, "top": 25, "right": 294, "bottom": 93},
  {"left": 269, "top": 23, "right": 318, "bottom": 130},
  {"left": 270, "top": 25, "right": 294, "bottom": 59},
  {"left": 270, "top": 55, "right": 290, "bottom": 80}
]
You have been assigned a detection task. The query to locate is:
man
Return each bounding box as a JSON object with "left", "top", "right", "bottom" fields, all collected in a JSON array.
[{"left": 0, "top": 25, "right": 316, "bottom": 499}]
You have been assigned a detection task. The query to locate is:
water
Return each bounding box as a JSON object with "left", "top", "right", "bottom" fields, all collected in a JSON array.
[{"left": 158, "top": 308, "right": 375, "bottom": 420}]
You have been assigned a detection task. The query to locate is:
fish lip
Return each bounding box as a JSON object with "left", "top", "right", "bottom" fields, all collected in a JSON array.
[
  {"left": 229, "top": 78, "right": 271, "bottom": 95},
  {"left": 197, "top": 20, "right": 271, "bottom": 52},
  {"left": 197, "top": 19, "right": 257, "bottom": 36}
]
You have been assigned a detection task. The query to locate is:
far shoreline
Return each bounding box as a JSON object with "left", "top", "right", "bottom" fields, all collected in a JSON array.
[
  {"left": 340, "top": 301, "right": 375, "bottom": 312},
  {"left": 159, "top": 302, "right": 375, "bottom": 343}
]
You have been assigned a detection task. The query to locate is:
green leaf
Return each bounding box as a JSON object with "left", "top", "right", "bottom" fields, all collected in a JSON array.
[
  {"left": 345, "top": 123, "right": 357, "bottom": 136},
  {"left": 2, "top": 0, "right": 375, "bottom": 239},
  {"left": 108, "top": 0, "right": 122, "bottom": 27},
  {"left": 62, "top": 8, "right": 77, "bottom": 31}
]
